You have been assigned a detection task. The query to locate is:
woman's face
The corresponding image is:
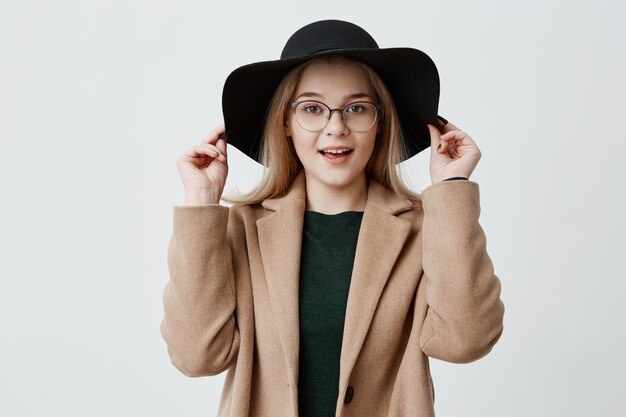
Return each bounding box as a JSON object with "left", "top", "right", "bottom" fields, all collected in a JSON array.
[{"left": 286, "top": 61, "right": 378, "bottom": 192}]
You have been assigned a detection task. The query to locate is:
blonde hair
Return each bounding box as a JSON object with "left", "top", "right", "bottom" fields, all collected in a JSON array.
[{"left": 222, "top": 53, "right": 420, "bottom": 206}]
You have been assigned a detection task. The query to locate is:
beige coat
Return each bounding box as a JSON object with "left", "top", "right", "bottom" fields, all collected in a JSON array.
[{"left": 160, "top": 172, "right": 505, "bottom": 417}]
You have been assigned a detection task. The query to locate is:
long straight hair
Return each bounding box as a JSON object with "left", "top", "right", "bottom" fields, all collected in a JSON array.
[{"left": 222, "top": 53, "right": 420, "bottom": 206}]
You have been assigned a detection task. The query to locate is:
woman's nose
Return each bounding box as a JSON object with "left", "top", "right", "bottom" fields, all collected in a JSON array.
[{"left": 325, "top": 110, "right": 349, "bottom": 136}]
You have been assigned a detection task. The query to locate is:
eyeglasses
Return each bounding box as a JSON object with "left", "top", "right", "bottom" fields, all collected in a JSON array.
[{"left": 289, "top": 100, "right": 382, "bottom": 132}]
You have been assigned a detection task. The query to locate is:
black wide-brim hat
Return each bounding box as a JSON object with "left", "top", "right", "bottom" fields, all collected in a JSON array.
[{"left": 221, "top": 19, "right": 442, "bottom": 165}]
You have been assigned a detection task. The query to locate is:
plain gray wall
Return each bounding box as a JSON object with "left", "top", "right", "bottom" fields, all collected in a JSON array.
[{"left": 1, "top": 0, "right": 625, "bottom": 416}]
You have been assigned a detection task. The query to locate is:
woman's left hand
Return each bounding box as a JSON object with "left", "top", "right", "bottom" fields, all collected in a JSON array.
[{"left": 427, "top": 118, "right": 482, "bottom": 184}]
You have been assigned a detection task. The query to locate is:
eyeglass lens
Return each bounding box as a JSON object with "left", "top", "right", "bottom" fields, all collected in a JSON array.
[{"left": 293, "top": 101, "right": 378, "bottom": 132}]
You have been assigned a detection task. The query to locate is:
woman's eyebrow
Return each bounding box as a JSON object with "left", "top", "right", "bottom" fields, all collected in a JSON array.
[
  {"left": 344, "top": 92, "right": 372, "bottom": 100},
  {"left": 295, "top": 92, "right": 373, "bottom": 100},
  {"left": 296, "top": 92, "right": 322, "bottom": 99}
]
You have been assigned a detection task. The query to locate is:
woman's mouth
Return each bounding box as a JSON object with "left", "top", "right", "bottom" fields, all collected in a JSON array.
[{"left": 319, "top": 148, "right": 353, "bottom": 164}]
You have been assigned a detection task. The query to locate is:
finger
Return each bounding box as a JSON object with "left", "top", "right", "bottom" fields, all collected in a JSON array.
[
  {"left": 437, "top": 118, "right": 463, "bottom": 135},
  {"left": 201, "top": 143, "right": 227, "bottom": 160},
  {"left": 200, "top": 124, "right": 226, "bottom": 146},
  {"left": 444, "top": 120, "right": 461, "bottom": 131},
  {"left": 215, "top": 136, "right": 227, "bottom": 157},
  {"left": 442, "top": 130, "right": 477, "bottom": 150},
  {"left": 438, "top": 130, "right": 465, "bottom": 153},
  {"left": 440, "top": 130, "right": 465, "bottom": 141},
  {"left": 427, "top": 124, "right": 441, "bottom": 150},
  {"left": 184, "top": 144, "right": 225, "bottom": 161},
  {"left": 183, "top": 150, "right": 218, "bottom": 165},
  {"left": 439, "top": 130, "right": 468, "bottom": 146}
]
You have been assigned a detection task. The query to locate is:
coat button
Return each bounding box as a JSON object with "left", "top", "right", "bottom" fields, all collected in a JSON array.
[{"left": 344, "top": 386, "right": 354, "bottom": 404}]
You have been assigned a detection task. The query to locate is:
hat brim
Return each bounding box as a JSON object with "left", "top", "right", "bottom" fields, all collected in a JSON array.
[{"left": 221, "top": 47, "right": 440, "bottom": 165}]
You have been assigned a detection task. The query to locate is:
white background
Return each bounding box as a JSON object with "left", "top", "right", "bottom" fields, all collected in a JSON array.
[{"left": 1, "top": 0, "right": 625, "bottom": 416}]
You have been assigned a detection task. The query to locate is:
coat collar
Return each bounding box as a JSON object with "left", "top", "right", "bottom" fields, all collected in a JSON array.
[
  {"left": 256, "top": 171, "right": 417, "bottom": 394},
  {"left": 261, "top": 171, "right": 416, "bottom": 215}
]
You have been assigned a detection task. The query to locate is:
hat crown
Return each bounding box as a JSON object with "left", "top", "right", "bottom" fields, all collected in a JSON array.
[{"left": 280, "top": 19, "right": 379, "bottom": 60}]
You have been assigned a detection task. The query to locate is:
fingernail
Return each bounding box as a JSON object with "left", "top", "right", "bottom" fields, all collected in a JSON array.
[
  {"left": 437, "top": 143, "right": 441, "bottom": 150},
  {"left": 437, "top": 115, "right": 448, "bottom": 125}
]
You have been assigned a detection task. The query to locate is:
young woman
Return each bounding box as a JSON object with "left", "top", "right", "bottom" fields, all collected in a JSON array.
[{"left": 161, "top": 19, "right": 505, "bottom": 417}]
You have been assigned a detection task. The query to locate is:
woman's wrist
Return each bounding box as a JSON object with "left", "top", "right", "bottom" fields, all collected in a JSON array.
[{"left": 184, "top": 188, "right": 222, "bottom": 205}]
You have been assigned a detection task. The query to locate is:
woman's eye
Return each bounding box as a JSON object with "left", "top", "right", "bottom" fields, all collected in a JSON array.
[
  {"left": 347, "top": 105, "right": 365, "bottom": 113},
  {"left": 303, "top": 105, "right": 322, "bottom": 113}
]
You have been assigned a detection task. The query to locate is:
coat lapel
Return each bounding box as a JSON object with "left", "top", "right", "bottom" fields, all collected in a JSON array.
[
  {"left": 257, "top": 173, "right": 307, "bottom": 388},
  {"left": 256, "top": 172, "right": 415, "bottom": 392},
  {"left": 337, "top": 179, "right": 414, "bottom": 394}
]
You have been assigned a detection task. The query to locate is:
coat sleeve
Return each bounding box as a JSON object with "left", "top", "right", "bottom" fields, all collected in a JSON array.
[
  {"left": 418, "top": 180, "right": 505, "bottom": 363},
  {"left": 160, "top": 204, "right": 243, "bottom": 377}
]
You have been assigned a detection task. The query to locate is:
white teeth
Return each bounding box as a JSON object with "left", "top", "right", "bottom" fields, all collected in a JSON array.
[{"left": 323, "top": 149, "right": 351, "bottom": 154}]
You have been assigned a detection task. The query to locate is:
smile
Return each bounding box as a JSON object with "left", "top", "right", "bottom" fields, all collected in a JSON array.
[
  {"left": 318, "top": 148, "right": 354, "bottom": 164},
  {"left": 318, "top": 148, "right": 353, "bottom": 155}
]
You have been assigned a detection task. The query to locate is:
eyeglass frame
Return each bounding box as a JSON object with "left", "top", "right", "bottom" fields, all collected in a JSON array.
[{"left": 288, "top": 99, "right": 382, "bottom": 132}]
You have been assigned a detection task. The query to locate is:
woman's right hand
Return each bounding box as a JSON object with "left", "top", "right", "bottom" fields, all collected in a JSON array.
[{"left": 176, "top": 124, "right": 229, "bottom": 205}]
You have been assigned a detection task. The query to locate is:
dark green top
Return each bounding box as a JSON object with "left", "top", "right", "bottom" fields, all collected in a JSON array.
[
  {"left": 297, "top": 177, "right": 466, "bottom": 416},
  {"left": 298, "top": 210, "right": 364, "bottom": 417}
]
